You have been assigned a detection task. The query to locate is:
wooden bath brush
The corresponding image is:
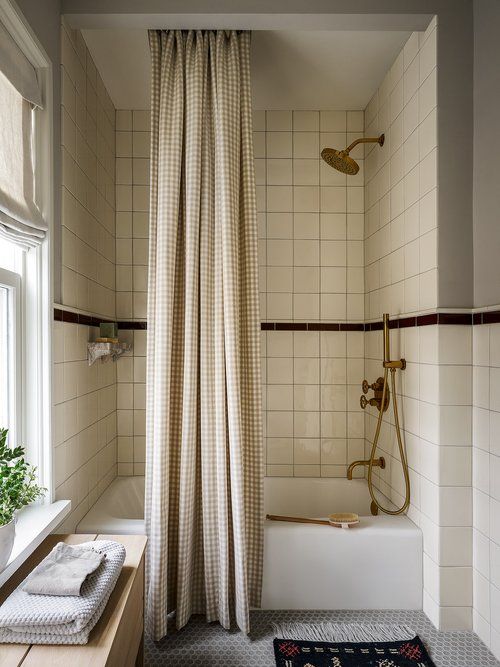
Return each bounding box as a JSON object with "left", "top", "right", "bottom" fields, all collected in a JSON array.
[{"left": 266, "top": 513, "right": 359, "bottom": 529}]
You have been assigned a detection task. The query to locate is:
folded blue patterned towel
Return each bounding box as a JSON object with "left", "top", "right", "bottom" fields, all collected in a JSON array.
[{"left": 0, "top": 540, "right": 125, "bottom": 645}]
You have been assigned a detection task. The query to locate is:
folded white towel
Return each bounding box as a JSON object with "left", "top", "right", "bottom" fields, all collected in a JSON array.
[
  {"left": 22, "top": 542, "right": 106, "bottom": 596},
  {"left": 0, "top": 540, "right": 125, "bottom": 645}
]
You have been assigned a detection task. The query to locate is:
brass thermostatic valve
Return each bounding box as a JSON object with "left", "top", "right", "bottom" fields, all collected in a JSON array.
[{"left": 360, "top": 376, "right": 390, "bottom": 412}]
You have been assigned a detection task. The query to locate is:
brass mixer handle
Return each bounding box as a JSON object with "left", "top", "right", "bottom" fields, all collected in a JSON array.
[
  {"left": 362, "top": 379, "right": 382, "bottom": 394},
  {"left": 360, "top": 395, "right": 378, "bottom": 409}
]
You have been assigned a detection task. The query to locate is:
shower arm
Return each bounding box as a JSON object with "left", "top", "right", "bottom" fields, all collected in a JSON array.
[{"left": 344, "top": 135, "right": 385, "bottom": 154}]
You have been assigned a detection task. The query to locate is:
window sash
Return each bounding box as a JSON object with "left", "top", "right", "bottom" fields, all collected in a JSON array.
[{"left": 0, "top": 266, "right": 21, "bottom": 448}]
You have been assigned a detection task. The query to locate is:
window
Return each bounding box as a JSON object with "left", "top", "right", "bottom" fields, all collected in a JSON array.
[
  {"left": 0, "top": 261, "right": 21, "bottom": 446},
  {"left": 0, "top": 2, "right": 53, "bottom": 494}
]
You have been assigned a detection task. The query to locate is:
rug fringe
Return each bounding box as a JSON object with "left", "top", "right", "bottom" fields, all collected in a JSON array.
[{"left": 272, "top": 622, "right": 416, "bottom": 643}]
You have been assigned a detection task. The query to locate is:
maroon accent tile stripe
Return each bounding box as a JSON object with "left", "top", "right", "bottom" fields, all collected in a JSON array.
[
  {"left": 308, "top": 322, "right": 339, "bottom": 331},
  {"left": 398, "top": 316, "right": 417, "bottom": 329},
  {"left": 437, "top": 313, "right": 472, "bottom": 325},
  {"left": 482, "top": 311, "right": 500, "bottom": 325},
  {"left": 54, "top": 307, "right": 499, "bottom": 332},
  {"left": 53, "top": 308, "right": 148, "bottom": 330},
  {"left": 340, "top": 322, "right": 364, "bottom": 331},
  {"left": 118, "top": 321, "right": 148, "bottom": 330},
  {"left": 275, "top": 322, "right": 307, "bottom": 331}
]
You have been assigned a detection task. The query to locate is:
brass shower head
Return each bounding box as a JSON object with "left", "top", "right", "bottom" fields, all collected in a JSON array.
[{"left": 321, "top": 134, "right": 385, "bottom": 175}]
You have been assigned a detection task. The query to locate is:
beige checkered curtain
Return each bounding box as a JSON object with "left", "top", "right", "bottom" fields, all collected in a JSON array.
[{"left": 145, "top": 29, "right": 263, "bottom": 641}]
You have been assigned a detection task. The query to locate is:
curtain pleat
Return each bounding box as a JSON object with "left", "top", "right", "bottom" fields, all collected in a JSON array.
[{"left": 145, "top": 29, "right": 263, "bottom": 641}]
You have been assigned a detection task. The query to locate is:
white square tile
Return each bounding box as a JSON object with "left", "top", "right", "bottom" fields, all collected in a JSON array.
[
  {"left": 294, "top": 186, "right": 319, "bottom": 212},
  {"left": 267, "top": 132, "right": 292, "bottom": 158},
  {"left": 267, "top": 186, "right": 293, "bottom": 212},
  {"left": 267, "top": 239, "right": 293, "bottom": 266},
  {"left": 419, "top": 27, "right": 437, "bottom": 84},
  {"left": 267, "top": 213, "right": 293, "bottom": 239},
  {"left": 293, "top": 266, "right": 319, "bottom": 293},
  {"left": 294, "top": 385, "right": 320, "bottom": 411},
  {"left": 419, "top": 108, "right": 437, "bottom": 159},
  {"left": 419, "top": 68, "right": 437, "bottom": 121},
  {"left": 267, "top": 159, "right": 292, "bottom": 185},
  {"left": 347, "top": 111, "right": 364, "bottom": 132},
  {"left": 294, "top": 411, "right": 320, "bottom": 438},
  {"left": 253, "top": 132, "right": 266, "bottom": 158},
  {"left": 321, "top": 267, "right": 346, "bottom": 293},
  {"left": 267, "top": 267, "right": 293, "bottom": 292},
  {"left": 293, "top": 331, "right": 319, "bottom": 357},
  {"left": 294, "top": 438, "right": 320, "bottom": 464},
  {"left": 293, "top": 111, "right": 319, "bottom": 131},
  {"left": 267, "top": 357, "right": 293, "bottom": 384},
  {"left": 294, "top": 357, "right": 319, "bottom": 384},
  {"left": 294, "top": 240, "right": 319, "bottom": 266},
  {"left": 320, "top": 111, "right": 346, "bottom": 132},
  {"left": 293, "top": 293, "right": 319, "bottom": 319},
  {"left": 321, "top": 438, "right": 347, "bottom": 464},
  {"left": 294, "top": 159, "right": 320, "bottom": 185},
  {"left": 321, "top": 240, "right": 346, "bottom": 266},
  {"left": 293, "top": 132, "right": 319, "bottom": 159},
  {"left": 266, "top": 111, "right": 292, "bottom": 131},
  {"left": 267, "top": 384, "right": 293, "bottom": 411},
  {"left": 321, "top": 187, "right": 346, "bottom": 213},
  {"left": 267, "top": 437, "right": 293, "bottom": 463},
  {"left": 294, "top": 213, "right": 319, "bottom": 239},
  {"left": 321, "top": 293, "right": 347, "bottom": 320},
  {"left": 267, "top": 293, "right": 292, "bottom": 319}
]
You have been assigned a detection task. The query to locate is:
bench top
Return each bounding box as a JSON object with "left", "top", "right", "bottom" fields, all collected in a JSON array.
[{"left": 0, "top": 533, "right": 147, "bottom": 667}]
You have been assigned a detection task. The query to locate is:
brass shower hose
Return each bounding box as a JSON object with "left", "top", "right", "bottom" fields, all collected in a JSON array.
[{"left": 367, "top": 366, "right": 411, "bottom": 516}]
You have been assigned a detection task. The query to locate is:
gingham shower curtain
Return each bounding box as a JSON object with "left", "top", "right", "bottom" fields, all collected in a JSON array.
[{"left": 145, "top": 30, "right": 263, "bottom": 641}]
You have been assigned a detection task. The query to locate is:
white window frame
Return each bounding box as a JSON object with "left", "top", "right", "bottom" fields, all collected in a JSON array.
[
  {"left": 0, "top": 0, "right": 54, "bottom": 498},
  {"left": 0, "top": 266, "right": 21, "bottom": 447}
]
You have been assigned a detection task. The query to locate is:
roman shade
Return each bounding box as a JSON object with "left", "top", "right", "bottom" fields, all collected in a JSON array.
[{"left": 0, "top": 20, "right": 46, "bottom": 248}]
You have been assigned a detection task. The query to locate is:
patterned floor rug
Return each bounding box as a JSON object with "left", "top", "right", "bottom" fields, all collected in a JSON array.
[
  {"left": 273, "top": 622, "right": 436, "bottom": 666},
  {"left": 274, "top": 637, "right": 435, "bottom": 666}
]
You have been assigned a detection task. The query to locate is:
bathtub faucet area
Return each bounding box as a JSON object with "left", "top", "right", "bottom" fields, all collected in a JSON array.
[
  {"left": 347, "top": 457, "right": 385, "bottom": 481},
  {"left": 347, "top": 313, "right": 410, "bottom": 517}
]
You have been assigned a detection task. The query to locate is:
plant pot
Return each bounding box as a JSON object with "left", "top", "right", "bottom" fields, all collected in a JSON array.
[{"left": 0, "top": 519, "right": 15, "bottom": 571}]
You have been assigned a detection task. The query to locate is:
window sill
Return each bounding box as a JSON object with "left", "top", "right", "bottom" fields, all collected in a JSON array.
[{"left": 0, "top": 499, "right": 71, "bottom": 588}]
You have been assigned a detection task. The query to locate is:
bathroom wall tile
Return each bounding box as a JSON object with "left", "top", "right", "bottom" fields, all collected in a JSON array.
[
  {"left": 267, "top": 159, "right": 292, "bottom": 185},
  {"left": 320, "top": 111, "right": 346, "bottom": 132},
  {"left": 293, "top": 111, "right": 319, "bottom": 132},
  {"left": 267, "top": 437, "right": 293, "bottom": 464},
  {"left": 267, "top": 132, "right": 292, "bottom": 158},
  {"left": 266, "top": 110, "right": 292, "bottom": 131},
  {"left": 294, "top": 159, "right": 319, "bottom": 186},
  {"left": 293, "top": 132, "right": 319, "bottom": 159}
]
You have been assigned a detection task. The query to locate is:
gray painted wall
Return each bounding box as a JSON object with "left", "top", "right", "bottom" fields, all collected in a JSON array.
[
  {"left": 473, "top": 0, "right": 500, "bottom": 307},
  {"left": 16, "top": 0, "right": 62, "bottom": 303}
]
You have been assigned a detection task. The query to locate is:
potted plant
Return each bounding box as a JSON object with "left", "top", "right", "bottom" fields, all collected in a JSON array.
[{"left": 0, "top": 428, "right": 45, "bottom": 570}]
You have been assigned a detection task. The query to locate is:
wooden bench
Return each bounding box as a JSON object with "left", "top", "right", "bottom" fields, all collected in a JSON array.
[{"left": 0, "top": 533, "right": 147, "bottom": 667}]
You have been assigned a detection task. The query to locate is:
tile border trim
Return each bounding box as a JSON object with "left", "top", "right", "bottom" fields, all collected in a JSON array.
[
  {"left": 53, "top": 308, "right": 147, "bottom": 330},
  {"left": 53, "top": 307, "right": 500, "bottom": 330}
]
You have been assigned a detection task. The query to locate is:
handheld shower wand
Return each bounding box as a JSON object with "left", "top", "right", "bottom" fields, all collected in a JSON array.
[{"left": 356, "top": 314, "right": 410, "bottom": 516}]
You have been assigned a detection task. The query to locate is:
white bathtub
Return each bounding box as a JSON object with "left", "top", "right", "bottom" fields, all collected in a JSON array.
[
  {"left": 262, "top": 477, "right": 422, "bottom": 610},
  {"left": 76, "top": 475, "right": 422, "bottom": 611},
  {"left": 77, "top": 476, "right": 145, "bottom": 535}
]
